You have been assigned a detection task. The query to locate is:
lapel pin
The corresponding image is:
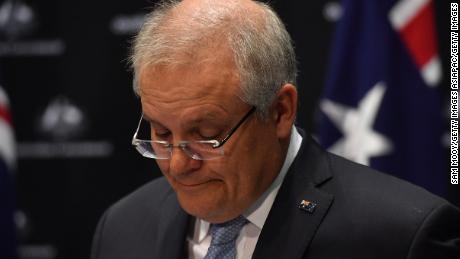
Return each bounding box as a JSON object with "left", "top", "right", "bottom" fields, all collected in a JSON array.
[{"left": 298, "top": 199, "right": 317, "bottom": 213}]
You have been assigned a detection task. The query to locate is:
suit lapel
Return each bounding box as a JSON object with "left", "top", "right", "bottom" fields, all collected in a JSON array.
[
  {"left": 252, "top": 134, "right": 335, "bottom": 259},
  {"left": 153, "top": 190, "right": 190, "bottom": 259}
]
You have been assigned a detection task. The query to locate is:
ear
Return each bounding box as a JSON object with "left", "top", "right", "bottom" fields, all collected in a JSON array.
[{"left": 271, "top": 84, "right": 298, "bottom": 139}]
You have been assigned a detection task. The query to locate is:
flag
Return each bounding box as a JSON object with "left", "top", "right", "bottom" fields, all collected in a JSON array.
[
  {"left": 0, "top": 84, "right": 16, "bottom": 259},
  {"left": 318, "top": 0, "right": 445, "bottom": 196}
]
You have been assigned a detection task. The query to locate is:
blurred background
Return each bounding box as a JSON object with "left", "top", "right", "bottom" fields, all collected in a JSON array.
[{"left": 0, "top": 0, "right": 457, "bottom": 258}]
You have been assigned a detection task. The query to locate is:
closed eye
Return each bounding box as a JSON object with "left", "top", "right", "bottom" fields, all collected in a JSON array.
[
  {"left": 198, "top": 133, "right": 220, "bottom": 140},
  {"left": 195, "top": 127, "right": 222, "bottom": 140},
  {"left": 153, "top": 131, "right": 171, "bottom": 140}
]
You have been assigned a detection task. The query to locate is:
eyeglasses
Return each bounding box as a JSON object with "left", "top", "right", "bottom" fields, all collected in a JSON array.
[{"left": 131, "top": 106, "right": 256, "bottom": 160}]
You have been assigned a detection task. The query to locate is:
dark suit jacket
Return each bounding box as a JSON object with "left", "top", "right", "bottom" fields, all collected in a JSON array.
[{"left": 91, "top": 132, "right": 460, "bottom": 259}]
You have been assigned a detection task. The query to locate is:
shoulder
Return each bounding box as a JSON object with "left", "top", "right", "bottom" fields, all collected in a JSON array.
[
  {"left": 111, "top": 177, "right": 173, "bottom": 214},
  {"left": 312, "top": 152, "right": 460, "bottom": 258},
  {"left": 103, "top": 176, "right": 174, "bottom": 226},
  {"left": 91, "top": 177, "right": 177, "bottom": 259},
  {"left": 325, "top": 152, "right": 445, "bottom": 213},
  {"left": 295, "top": 134, "right": 446, "bottom": 212}
]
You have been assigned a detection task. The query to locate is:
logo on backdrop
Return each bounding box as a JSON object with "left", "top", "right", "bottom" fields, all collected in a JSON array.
[
  {"left": 0, "top": 0, "right": 65, "bottom": 56},
  {"left": 17, "top": 95, "right": 113, "bottom": 159},
  {"left": 36, "top": 96, "right": 88, "bottom": 141},
  {"left": 0, "top": 0, "right": 37, "bottom": 40}
]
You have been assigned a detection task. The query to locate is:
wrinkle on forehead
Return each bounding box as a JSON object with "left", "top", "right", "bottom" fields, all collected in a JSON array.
[
  {"left": 141, "top": 94, "right": 230, "bottom": 118},
  {"left": 140, "top": 65, "right": 238, "bottom": 103},
  {"left": 142, "top": 100, "right": 230, "bottom": 129},
  {"left": 138, "top": 55, "right": 243, "bottom": 123},
  {"left": 140, "top": 83, "right": 217, "bottom": 105}
]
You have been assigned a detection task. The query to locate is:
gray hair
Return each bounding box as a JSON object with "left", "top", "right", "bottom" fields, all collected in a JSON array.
[{"left": 130, "top": 0, "right": 297, "bottom": 119}]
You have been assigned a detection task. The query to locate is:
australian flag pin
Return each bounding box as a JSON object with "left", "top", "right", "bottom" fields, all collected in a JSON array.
[{"left": 298, "top": 199, "right": 317, "bottom": 213}]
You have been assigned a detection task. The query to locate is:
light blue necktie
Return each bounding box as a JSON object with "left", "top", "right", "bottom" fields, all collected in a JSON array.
[{"left": 203, "top": 216, "right": 247, "bottom": 259}]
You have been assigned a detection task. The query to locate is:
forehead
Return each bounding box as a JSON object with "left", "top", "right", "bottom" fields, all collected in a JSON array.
[{"left": 138, "top": 51, "right": 242, "bottom": 120}]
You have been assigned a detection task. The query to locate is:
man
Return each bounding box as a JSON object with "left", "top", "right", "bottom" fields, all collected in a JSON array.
[{"left": 91, "top": 0, "right": 460, "bottom": 258}]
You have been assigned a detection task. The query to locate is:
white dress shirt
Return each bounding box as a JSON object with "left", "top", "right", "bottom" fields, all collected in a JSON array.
[{"left": 188, "top": 127, "right": 303, "bottom": 259}]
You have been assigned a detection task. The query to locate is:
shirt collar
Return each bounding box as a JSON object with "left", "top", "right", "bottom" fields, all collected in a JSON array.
[
  {"left": 193, "top": 127, "right": 303, "bottom": 242},
  {"left": 194, "top": 218, "right": 210, "bottom": 242}
]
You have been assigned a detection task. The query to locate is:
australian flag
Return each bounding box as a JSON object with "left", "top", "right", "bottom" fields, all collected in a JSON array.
[
  {"left": 318, "top": 0, "right": 445, "bottom": 196},
  {"left": 0, "top": 83, "right": 17, "bottom": 258}
]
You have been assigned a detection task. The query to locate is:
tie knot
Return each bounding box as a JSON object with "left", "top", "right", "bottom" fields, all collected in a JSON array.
[{"left": 209, "top": 216, "right": 247, "bottom": 246}]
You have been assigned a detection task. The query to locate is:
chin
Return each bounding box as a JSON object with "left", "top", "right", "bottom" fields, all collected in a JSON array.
[
  {"left": 176, "top": 190, "right": 230, "bottom": 222},
  {"left": 178, "top": 195, "right": 217, "bottom": 220}
]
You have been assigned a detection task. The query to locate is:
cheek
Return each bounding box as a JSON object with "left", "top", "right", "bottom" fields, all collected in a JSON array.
[
  {"left": 204, "top": 159, "right": 240, "bottom": 195},
  {"left": 216, "top": 148, "right": 257, "bottom": 196},
  {"left": 232, "top": 128, "right": 278, "bottom": 187}
]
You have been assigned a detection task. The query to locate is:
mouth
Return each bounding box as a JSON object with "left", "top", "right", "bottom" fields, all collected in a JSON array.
[{"left": 174, "top": 179, "right": 218, "bottom": 191}]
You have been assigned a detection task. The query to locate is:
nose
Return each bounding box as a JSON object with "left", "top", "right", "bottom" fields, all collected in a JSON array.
[{"left": 168, "top": 146, "right": 202, "bottom": 177}]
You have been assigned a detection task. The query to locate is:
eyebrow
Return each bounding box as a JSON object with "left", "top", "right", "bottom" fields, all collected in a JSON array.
[
  {"left": 182, "top": 114, "right": 227, "bottom": 131},
  {"left": 189, "top": 112, "right": 219, "bottom": 122},
  {"left": 140, "top": 114, "right": 168, "bottom": 132},
  {"left": 142, "top": 112, "right": 225, "bottom": 130},
  {"left": 141, "top": 114, "right": 157, "bottom": 124}
]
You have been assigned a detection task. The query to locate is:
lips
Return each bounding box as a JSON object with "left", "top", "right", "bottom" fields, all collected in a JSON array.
[
  {"left": 176, "top": 180, "right": 207, "bottom": 187},
  {"left": 174, "top": 178, "right": 219, "bottom": 190}
]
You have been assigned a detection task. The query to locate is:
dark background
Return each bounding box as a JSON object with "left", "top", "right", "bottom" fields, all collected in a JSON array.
[{"left": 0, "top": 0, "right": 457, "bottom": 258}]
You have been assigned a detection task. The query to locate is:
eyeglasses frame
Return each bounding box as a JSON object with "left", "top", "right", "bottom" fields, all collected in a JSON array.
[{"left": 131, "top": 106, "right": 256, "bottom": 159}]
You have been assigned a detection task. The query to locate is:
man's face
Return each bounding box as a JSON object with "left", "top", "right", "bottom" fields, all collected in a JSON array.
[{"left": 138, "top": 51, "right": 285, "bottom": 223}]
